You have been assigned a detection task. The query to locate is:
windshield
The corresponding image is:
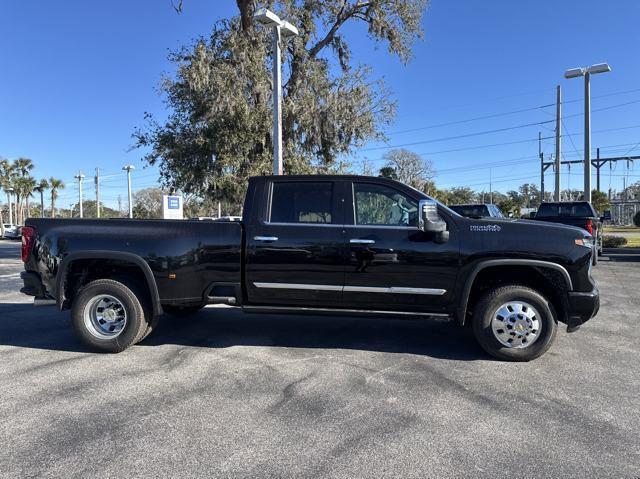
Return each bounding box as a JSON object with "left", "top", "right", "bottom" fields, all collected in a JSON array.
[{"left": 450, "top": 205, "right": 490, "bottom": 218}]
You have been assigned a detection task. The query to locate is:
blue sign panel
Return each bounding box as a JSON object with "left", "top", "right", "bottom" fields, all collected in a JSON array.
[{"left": 168, "top": 197, "right": 180, "bottom": 209}]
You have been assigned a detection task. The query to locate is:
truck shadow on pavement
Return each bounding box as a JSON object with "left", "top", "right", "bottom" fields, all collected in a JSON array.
[{"left": 0, "top": 302, "right": 487, "bottom": 361}]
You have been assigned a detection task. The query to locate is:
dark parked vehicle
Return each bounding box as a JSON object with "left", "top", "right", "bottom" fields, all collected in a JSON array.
[
  {"left": 20, "top": 175, "right": 599, "bottom": 361},
  {"left": 449, "top": 203, "right": 505, "bottom": 219},
  {"left": 533, "top": 201, "right": 603, "bottom": 265}
]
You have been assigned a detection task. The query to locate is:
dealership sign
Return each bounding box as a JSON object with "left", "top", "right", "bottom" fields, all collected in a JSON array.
[{"left": 162, "top": 195, "right": 184, "bottom": 219}]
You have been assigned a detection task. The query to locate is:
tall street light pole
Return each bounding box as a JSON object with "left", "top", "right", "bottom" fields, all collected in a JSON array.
[
  {"left": 122, "top": 165, "right": 135, "bottom": 218},
  {"left": 564, "top": 63, "right": 611, "bottom": 203},
  {"left": 74, "top": 172, "right": 85, "bottom": 218},
  {"left": 253, "top": 8, "right": 298, "bottom": 175}
]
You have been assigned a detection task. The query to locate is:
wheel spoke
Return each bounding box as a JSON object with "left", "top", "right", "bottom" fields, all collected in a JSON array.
[
  {"left": 491, "top": 300, "right": 543, "bottom": 349},
  {"left": 83, "top": 294, "right": 128, "bottom": 340}
]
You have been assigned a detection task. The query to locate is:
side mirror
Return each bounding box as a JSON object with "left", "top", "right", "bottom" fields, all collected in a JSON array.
[
  {"left": 419, "top": 199, "right": 448, "bottom": 243},
  {"left": 601, "top": 210, "right": 611, "bottom": 222}
]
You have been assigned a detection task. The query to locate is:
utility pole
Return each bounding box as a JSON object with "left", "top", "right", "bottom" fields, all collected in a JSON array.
[
  {"left": 595, "top": 148, "right": 600, "bottom": 193},
  {"left": 539, "top": 132, "right": 545, "bottom": 203},
  {"left": 95, "top": 168, "right": 101, "bottom": 218},
  {"left": 74, "top": 172, "right": 85, "bottom": 218},
  {"left": 554, "top": 85, "right": 562, "bottom": 201},
  {"left": 122, "top": 165, "right": 135, "bottom": 218},
  {"left": 489, "top": 168, "right": 493, "bottom": 204}
]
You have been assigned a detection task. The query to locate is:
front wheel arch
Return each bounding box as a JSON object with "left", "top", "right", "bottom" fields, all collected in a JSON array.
[{"left": 458, "top": 260, "right": 572, "bottom": 326}]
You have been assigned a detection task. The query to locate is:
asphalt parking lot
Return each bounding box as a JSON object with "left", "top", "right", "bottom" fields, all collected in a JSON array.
[{"left": 1, "top": 240, "right": 639, "bottom": 478}]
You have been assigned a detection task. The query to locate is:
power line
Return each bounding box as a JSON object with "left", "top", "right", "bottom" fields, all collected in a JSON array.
[
  {"left": 388, "top": 103, "right": 555, "bottom": 135},
  {"left": 362, "top": 119, "right": 555, "bottom": 152}
]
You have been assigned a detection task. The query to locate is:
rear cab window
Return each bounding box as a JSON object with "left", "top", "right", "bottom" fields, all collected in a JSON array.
[
  {"left": 537, "top": 202, "right": 594, "bottom": 217},
  {"left": 269, "top": 181, "right": 337, "bottom": 224}
]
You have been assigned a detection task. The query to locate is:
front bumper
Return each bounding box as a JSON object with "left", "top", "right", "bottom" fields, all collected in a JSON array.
[{"left": 566, "top": 287, "right": 600, "bottom": 328}]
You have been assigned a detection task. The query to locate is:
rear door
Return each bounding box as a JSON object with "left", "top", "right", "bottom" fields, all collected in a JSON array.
[
  {"left": 245, "top": 179, "right": 347, "bottom": 307},
  {"left": 342, "top": 180, "right": 459, "bottom": 314}
]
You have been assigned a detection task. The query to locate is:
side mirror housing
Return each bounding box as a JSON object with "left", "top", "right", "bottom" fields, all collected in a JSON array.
[
  {"left": 601, "top": 210, "right": 611, "bottom": 222},
  {"left": 419, "top": 199, "right": 448, "bottom": 243}
]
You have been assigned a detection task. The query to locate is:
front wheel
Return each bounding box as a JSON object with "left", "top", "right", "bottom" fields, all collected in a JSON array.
[
  {"left": 472, "top": 285, "right": 558, "bottom": 361},
  {"left": 71, "top": 279, "right": 151, "bottom": 353}
]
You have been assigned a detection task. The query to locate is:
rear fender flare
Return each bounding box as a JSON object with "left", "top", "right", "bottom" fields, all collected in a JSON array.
[{"left": 55, "top": 250, "right": 163, "bottom": 316}]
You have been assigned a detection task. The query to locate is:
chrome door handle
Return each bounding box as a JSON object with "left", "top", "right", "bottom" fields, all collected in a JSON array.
[
  {"left": 254, "top": 236, "right": 278, "bottom": 242},
  {"left": 350, "top": 239, "right": 375, "bottom": 244}
]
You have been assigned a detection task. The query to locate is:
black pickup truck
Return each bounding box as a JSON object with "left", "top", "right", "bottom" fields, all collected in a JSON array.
[
  {"left": 20, "top": 175, "right": 599, "bottom": 361},
  {"left": 533, "top": 201, "right": 603, "bottom": 265}
]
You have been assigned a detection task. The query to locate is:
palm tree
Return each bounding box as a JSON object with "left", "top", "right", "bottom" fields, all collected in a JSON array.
[
  {"left": 13, "top": 157, "right": 34, "bottom": 177},
  {"left": 12, "top": 176, "right": 35, "bottom": 225},
  {"left": 10, "top": 158, "right": 34, "bottom": 224},
  {"left": 34, "top": 179, "right": 49, "bottom": 218},
  {"left": 0, "top": 158, "right": 12, "bottom": 237},
  {"left": 22, "top": 176, "right": 37, "bottom": 222},
  {"left": 49, "top": 178, "right": 65, "bottom": 218}
]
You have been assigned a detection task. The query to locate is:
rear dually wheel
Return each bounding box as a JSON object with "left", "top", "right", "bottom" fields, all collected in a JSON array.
[{"left": 71, "top": 279, "right": 151, "bottom": 353}]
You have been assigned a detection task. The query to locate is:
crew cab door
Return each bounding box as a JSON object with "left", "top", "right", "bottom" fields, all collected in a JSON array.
[
  {"left": 245, "top": 179, "right": 347, "bottom": 307},
  {"left": 342, "top": 180, "right": 459, "bottom": 313}
]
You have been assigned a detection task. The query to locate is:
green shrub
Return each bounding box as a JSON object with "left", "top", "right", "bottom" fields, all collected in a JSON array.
[
  {"left": 634, "top": 211, "right": 640, "bottom": 227},
  {"left": 603, "top": 236, "right": 628, "bottom": 248}
]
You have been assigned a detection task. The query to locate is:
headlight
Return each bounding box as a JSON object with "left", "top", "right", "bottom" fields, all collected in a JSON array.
[{"left": 575, "top": 237, "right": 594, "bottom": 249}]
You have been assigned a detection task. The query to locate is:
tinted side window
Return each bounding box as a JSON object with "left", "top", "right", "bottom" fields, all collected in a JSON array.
[
  {"left": 270, "top": 182, "right": 333, "bottom": 224},
  {"left": 354, "top": 183, "right": 418, "bottom": 226}
]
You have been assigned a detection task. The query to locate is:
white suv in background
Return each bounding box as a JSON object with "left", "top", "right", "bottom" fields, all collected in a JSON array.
[{"left": 2, "top": 224, "right": 21, "bottom": 240}]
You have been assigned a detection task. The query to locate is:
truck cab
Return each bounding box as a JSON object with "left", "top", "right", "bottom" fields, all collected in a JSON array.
[{"left": 243, "top": 176, "right": 458, "bottom": 316}]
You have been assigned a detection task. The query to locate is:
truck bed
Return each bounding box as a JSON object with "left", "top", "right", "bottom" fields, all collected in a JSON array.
[{"left": 24, "top": 218, "right": 243, "bottom": 308}]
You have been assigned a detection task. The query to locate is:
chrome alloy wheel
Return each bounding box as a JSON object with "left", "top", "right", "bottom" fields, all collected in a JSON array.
[
  {"left": 83, "top": 294, "right": 127, "bottom": 340},
  {"left": 491, "top": 301, "right": 541, "bottom": 349}
]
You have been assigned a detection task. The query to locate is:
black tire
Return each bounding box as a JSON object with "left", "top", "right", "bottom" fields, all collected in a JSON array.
[
  {"left": 162, "top": 304, "right": 205, "bottom": 317},
  {"left": 71, "top": 279, "right": 150, "bottom": 353},
  {"left": 472, "top": 285, "right": 558, "bottom": 362},
  {"left": 592, "top": 246, "right": 598, "bottom": 266}
]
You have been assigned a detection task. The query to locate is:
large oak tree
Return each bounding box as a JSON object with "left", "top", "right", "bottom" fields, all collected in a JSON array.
[{"left": 134, "top": 0, "right": 428, "bottom": 211}]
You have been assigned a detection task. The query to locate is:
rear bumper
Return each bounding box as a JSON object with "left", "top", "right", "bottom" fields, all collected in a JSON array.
[
  {"left": 20, "top": 271, "right": 46, "bottom": 298},
  {"left": 566, "top": 287, "right": 600, "bottom": 327}
]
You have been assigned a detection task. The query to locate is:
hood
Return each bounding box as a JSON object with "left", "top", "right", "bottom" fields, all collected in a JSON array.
[{"left": 457, "top": 216, "right": 591, "bottom": 260}]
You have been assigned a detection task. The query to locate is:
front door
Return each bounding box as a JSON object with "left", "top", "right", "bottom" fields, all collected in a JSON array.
[
  {"left": 245, "top": 179, "right": 347, "bottom": 307},
  {"left": 343, "top": 180, "right": 459, "bottom": 313}
]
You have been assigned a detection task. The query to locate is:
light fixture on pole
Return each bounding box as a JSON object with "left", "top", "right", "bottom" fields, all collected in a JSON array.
[
  {"left": 122, "top": 165, "right": 135, "bottom": 218},
  {"left": 74, "top": 172, "right": 85, "bottom": 218},
  {"left": 253, "top": 7, "right": 298, "bottom": 176},
  {"left": 564, "top": 63, "right": 611, "bottom": 203}
]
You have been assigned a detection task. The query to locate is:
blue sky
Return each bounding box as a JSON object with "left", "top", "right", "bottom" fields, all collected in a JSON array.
[{"left": 1, "top": 0, "right": 639, "bottom": 208}]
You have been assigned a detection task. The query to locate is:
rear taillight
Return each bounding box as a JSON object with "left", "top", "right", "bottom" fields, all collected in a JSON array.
[
  {"left": 21, "top": 226, "right": 35, "bottom": 262},
  {"left": 585, "top": 219, "right": 593, "bottom": 235}
]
